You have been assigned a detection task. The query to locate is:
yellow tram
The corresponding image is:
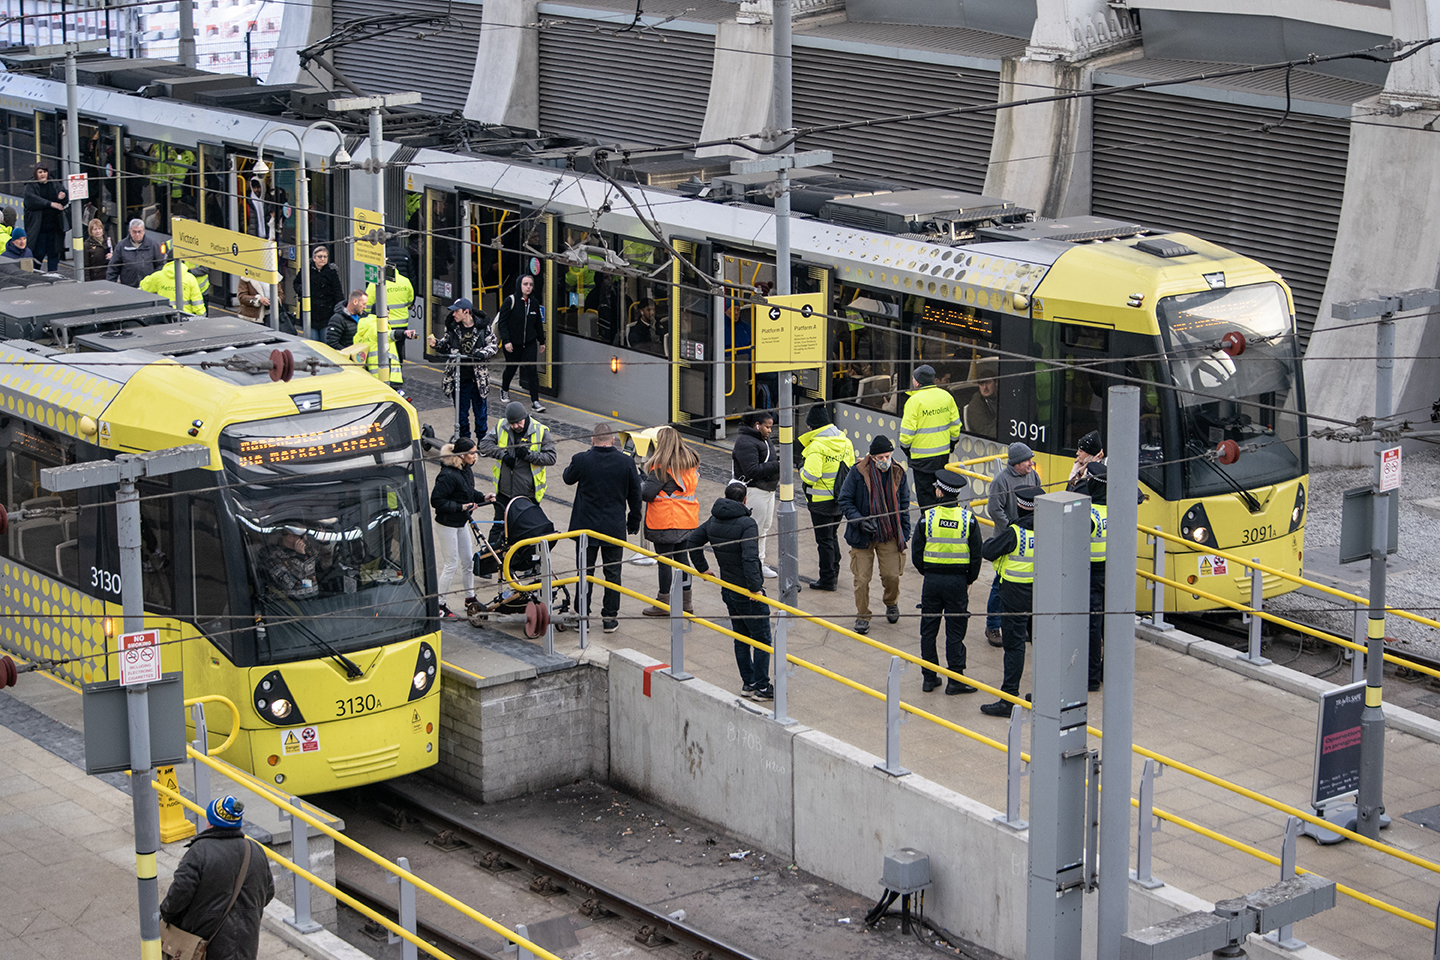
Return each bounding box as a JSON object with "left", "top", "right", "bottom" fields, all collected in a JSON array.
[{"left": 0, "top": 295, "right": 440, "bottom": 793}]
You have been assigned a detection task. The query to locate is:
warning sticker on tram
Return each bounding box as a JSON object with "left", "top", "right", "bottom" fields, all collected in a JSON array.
[
  {"left": 282, "top": 727, "right": 322, "bottom": 755},
  {"left": 1197, "top": 555, "right": 1229, "bottom": 577},
  {"left": 412, "top": 708, "right": 423, "bottom": 733}
]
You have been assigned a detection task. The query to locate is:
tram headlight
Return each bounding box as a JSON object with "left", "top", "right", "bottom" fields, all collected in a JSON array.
[
  {"left": 1179, "top": 504, "right": 1218, "bottom": 548},
  {"left": 408, "top": 641, "right": 438, "bottom": 701},
  {"left": 254, "top": 670, "right": 307, "bottom": 726},
  {"left": 1189, "top": 526, "right": 1209, "bottom": 544},
  {"left": 1289, "top": 484, "right": 1306, "bottom": 532}
]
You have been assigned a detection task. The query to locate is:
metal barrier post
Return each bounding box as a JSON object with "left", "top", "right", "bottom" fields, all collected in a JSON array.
[
  {"left": 283, "top": 797, "right": 322, "bottom": 933},
  {"left": 576, "top": 533, "right": 589, "bottom": 650},
  {"left": 514, "top": 922, "right": 535, "bottom": 960},
  {"left": 1239, "top": 560, "right": 1271, "bottom": 665},
  {"left": 669, "top": 570, "right": 692, "bottom": 681},
  {"left": 1352, "top": 604, "right": 1366, "bottom": 684},
  {"left": 1149, "top": 534, "right": 1174, "bottom": 631},
  {"left": 993, "top": 708, "right": 1029, "bottom": 830},
  {"left": 772, "top": 610, "right": 795, "bottom": 725},
  {"left": 1085, "top": 751, "right": 1101, "bottom": 892},
  {"left": 874, "top": 656, "right": 909, "bottom": 777},
  {"left": 1130, "top": 758, "right": 1163, "bottom": 888},
  {"left": 188, "top": 702, "right": 211, "bottom": 829},
  {"left": 386, "top": 856, "right": 418, "bottom": 960},
  {"left": 539, "top": 541, "right": 555, "bottom": 657},
  {"left": 1265, "top": 816, "right": 1305, "bottom": 950},
  {"left": 1433, "top": 894, "right": 1440, "bottom": 960}
]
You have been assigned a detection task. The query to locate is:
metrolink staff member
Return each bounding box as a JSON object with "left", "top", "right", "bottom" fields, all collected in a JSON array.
[
  {"left": 366, "top": 264, "right": 416, "bottom": 375},
  {"left": 900, "top": 364, "right": 962, "bottom": 510}
]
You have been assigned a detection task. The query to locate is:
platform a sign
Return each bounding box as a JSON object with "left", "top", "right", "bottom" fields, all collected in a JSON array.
[{"left": 755, "top": 292, "right": 826, "bottom": 374}]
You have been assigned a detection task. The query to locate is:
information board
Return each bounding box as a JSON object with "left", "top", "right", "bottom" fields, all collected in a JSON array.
[
  {"left": 755, "top": 292, "right": 826, "bottom": 374},
  {"left": 353, "top": 207, "right": 385, "bottom": 267},
  {"left": 119, "top": 630, "right": 161, "bottom": 686},
  {"left": 1312, "top": 680, "right": 1365, "bottom": 807},
  {"left": 170, "top": 217, "right": 280, "bottom": 283}
]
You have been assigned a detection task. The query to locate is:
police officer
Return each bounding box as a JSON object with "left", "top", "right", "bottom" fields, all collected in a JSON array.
[
  {"left": 1085, "top": 461, "right": 1108, "bottom": 692},
  {"left": 366, "top": 264, "right": 417, "bottom": 372},
  {"left": 979, "top": 484, "right": 1043, "bottom": 717},
  {"left": 911, "top": 473, "right": 982, "bottom": 694},
  {"left": 899, "top": 363, "right": 962, "bottom": 510},
  {"left": 799, "top": 404, "right": 855, "bottom": 592}
]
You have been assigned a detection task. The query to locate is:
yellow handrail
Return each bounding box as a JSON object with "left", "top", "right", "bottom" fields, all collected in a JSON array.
[
  {"left": 183, "top": 694, "right": 240, "bottom": 758},
  {"left": 151, "top": 779, "right": 462, "bottom": 960},
  {"left": 183, "top": 749, "right": 564, "bottom": 960}
]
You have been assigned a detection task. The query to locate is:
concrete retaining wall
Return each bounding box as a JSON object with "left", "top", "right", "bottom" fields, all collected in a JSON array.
[{"left": 430, "top": 662, "right": 608, "bottom": 803}]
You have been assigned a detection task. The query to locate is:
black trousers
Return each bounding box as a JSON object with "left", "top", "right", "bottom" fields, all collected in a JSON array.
[
  {"left": 579, "top": 539, "right": 624, "bottom": 619},
  {"left": 999, "top": 581, "right": 1033, "bottom": 696},
  {"left": 808, "top": 501, "right": 841, "bottom": 587},
  {"left": 1089, "top": 562, "right": 1105, "bottom": 686},
  {"left": 723, "top": 589, "right": 772, "bottom": 688},
  {"left": 502, "top": 340, "right": 540, "bottom": 403},
  {"left": 919, "top": 571, "right": 969, "bottom": 680},
  {"left": 912, "top": 470, "right": 941, "bottom": 510}
]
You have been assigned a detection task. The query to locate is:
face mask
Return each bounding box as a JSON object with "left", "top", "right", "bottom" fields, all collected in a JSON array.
[{"left": 874, "top": 457, "right": 892, "bottom": 471}]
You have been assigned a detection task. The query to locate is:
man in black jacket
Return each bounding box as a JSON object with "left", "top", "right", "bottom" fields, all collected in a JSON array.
[
  {"left": 106, "top": 219, "right": 164, "bottom": 287},
  {"left": 911, "top": 474, "right": 983, "bottom": 694},
  {"left": 160, "top": 796, "right": 274, "bottom": 960},
  {"left": 563, "top": 422, "right": 643, "bottom": 633},
  {"left": 325, "top": 288, "right": 368, "bottom": 351},
  {"left": 688, "top": 482, "right": 773, "bottom": 700},
  {"left": 496, "top": 273, "right": 546, "bottom": 412},
  {"left": 731, "top": 410, "right": 779, "bottom": 578}
]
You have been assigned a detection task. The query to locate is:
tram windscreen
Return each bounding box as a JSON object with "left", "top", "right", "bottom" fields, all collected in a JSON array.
[
  {"left": 229, "top": 466, "right": 429, "bottom": 662},
  {"left": 1158, "top": 282, "right": 1306, "bottom": 497}
]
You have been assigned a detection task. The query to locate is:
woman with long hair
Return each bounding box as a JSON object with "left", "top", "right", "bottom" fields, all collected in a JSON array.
[
  {"left": 83, "top": 218, "right": 111, "bottom": 281},
  {"left": 641, "top": 425, "right": 703, "bottom": 616}
]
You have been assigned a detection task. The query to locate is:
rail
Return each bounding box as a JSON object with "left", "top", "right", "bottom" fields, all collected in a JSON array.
[{"left": 498, "top": 530, "right": 1439, "bottom": 936}]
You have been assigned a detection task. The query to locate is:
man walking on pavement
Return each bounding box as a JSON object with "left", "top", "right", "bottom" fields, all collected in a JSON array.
[
  {"left": 428, "top": 297, "right": 499, "bottom": 440},
  {"left": 563, "top": 422, "right": 643, "bottom": 634},
  {"left": 837, "top": 435, "right": 911, "bottom": 636},
  {"left": 984, "top": 442, "right": 1040, "bottom": 649},
  {"left": 478, "top": 401, "right": 557, "bottom": 523},
  {"left": 799, "top": 403, "right": 855, "bottom": 592},
  {"left": 911, "top": 473, "right": 983, "bottom": 694},
  {"left": 688, "top": 481, "right": 774, "bottom": 701},
  {"left": 900, "top": 363, "right": 962, "bottom": 510},
  {"left": 496, "top": 274, "right": 547, "bottom": 413},
  {"left": 732, "top": 409, "right": 780, "bottom": 578},
  {"left": 979, "top": 484, "right": 1044, "bottom": 717}
]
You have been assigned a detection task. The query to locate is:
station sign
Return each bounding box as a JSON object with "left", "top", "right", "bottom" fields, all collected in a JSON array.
[
  {"left": 755, "top": 292, "right": 826, "bottom": 374},
  {"left": 170, "top": 217, "right": 280, "bottom": 283},
  {"left": 353, "top": 206, "right": 384, "bottom": 267}
]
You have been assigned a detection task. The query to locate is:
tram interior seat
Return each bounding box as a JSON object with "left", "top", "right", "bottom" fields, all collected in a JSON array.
[
  {"left": 56, "top": 539, "right": 77, "bottom": 584},
  {"left": 14, "top": 518, "right": 64, "bottom": 577},
  {"left": 576, "top": 310, "right": 599, "bottom": 340},
  {"left": 856, "top": 374, "right": 897, "bottom": 413}
]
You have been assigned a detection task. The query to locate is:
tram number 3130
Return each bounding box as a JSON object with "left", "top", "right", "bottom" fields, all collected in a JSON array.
[
  {"left": 1009, "top": 421, "right": 1046, "bottom": 443},
  {"left": 336, "top": 695, "right": 381, "bottom": 716},
  {"left": 90, "top": 567, "right": 122, "bottom": 596}
]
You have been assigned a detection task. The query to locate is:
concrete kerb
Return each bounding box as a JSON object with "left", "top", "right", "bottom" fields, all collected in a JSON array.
[
  {"left": 1136, "top": 620, "right": 1440, "bottom": 745},
  {"left": 261, "top": 901, "right": 371, "bottom": 960}
]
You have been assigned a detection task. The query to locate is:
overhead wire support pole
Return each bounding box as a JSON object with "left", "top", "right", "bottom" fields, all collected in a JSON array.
[
  {"left": 177, "top": 0, "right": 196, "bottom": 68},
  {"left": 65, "top": 47, "right": 81, "bottom": 281},
  {"left": 773, "top": 0, "right": 797, "bottom": 608}
]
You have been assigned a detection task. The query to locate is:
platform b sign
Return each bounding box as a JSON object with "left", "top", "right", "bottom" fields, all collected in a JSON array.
[{"left": 119, "top": 630, "right": 161, "bottom": 687}]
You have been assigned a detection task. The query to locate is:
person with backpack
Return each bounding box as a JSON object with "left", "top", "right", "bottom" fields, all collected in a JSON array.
[
  {"left": 688, "top": 481, "right": 773, "bottom": 700},
  {"left": 496, "top": 273, "right": 546, "bottom": 413},
  {"left": 799, "top": 404, "right": 855, "bottom": 592}
]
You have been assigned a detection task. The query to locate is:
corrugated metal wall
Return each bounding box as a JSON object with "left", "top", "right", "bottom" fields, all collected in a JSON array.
[
  {"left": 792, "top": 47, "right": 1000, "bottom": 192},
  {"left": 331, "top": 0, "right": 483, "bottom": 113},
  {"left": 1091, "top": 89, "right": 1350, "bottom": 344},
  {"left": 538, "top": 21, "right": 715, "bottom": 145}
]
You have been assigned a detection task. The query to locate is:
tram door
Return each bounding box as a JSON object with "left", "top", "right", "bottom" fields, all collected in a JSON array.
[
  {"left": 74, "top": 121, "right": 122, "bottom": 234},
  {"left": 421, "top": 188, "right": 459, "bottom": 341},
  {"left": 670, "top": 237, "right": 717, "bottom": 438},
  {"left": 459, "top": 199, "right": 555, "bottom": 389}
]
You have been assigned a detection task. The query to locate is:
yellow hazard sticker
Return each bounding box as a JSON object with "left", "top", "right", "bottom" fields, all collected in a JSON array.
[
  {"left": 1197, "top": 555, "right": 1228, "bottom": 577},
  {"left": 282, "top": 730, "right": 303, "bottom": 755},
  {"left": 411, "top": 708, "right": 423, "bottom": 733}
]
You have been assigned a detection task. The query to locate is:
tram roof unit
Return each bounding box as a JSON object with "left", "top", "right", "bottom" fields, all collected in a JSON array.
[
  {"left": 0, "top": 317, "right": 398, "bottom": 458},
  {"left": 0, "top": 277, "right": 177, "bottom": 343}
]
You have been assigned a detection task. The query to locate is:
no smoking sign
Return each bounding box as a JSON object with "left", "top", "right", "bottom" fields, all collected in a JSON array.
[{"left": 119, "top": 630, "right": 161, "bottom": 686}]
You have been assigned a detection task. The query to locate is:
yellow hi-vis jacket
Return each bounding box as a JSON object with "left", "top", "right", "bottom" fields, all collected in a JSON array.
[
  {"left": 365, "top": 273, "right": 415, "bottom": 326},
  {"left": 799, "top": 424, "right": 856, "bottom": 504},
  {"left": 900, "top": 384, "right": 962, "bottom": 469},
  {"left": 355, "top": 314, "right": 403, "bottom": 384},
  {"left": 138, "top": 266, "right": 206, "bottom": 315}
]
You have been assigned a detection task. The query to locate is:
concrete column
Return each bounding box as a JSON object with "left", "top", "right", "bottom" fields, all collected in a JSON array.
[
  {"left": 1385, "top": 0, "right": 1440, "bottom": 100},
  {"left": 464, "top": 0, "right": 541, "bottom": 128},
  {"left": 1304, "top": 95, "right": 1440, "bottom": 466},
  {"left": 695, "top": 20, "right": 775, "bottom": 159},
  {"left": 267, "top": 0, "right": 334, "bottom": 87},
  {"left": 983, "top": 0, "right": 1139, "bottom": 217}
]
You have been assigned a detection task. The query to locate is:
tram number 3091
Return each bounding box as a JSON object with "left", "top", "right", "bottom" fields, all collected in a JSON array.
[
  {"left": 1009, "top": 421, "right": 1046, "bottom": 443},
  {"left": 336, "top": 694, "right": 381, "bottom": 717}
]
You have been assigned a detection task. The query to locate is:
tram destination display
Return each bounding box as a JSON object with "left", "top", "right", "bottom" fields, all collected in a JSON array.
[
  {"left": 1312, "top": 680, "right": 1365, "bottom": 808},
  {"left": 219, "top": 402, "right": 411, "bottom": 472}
]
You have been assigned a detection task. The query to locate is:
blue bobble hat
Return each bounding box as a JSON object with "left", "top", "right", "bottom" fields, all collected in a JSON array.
[
  {"left": 9, "top": 226, "right": 24, "bottom": 240},
  {"left": 207, "top": 795, "right": 245, "bottom": 829}
]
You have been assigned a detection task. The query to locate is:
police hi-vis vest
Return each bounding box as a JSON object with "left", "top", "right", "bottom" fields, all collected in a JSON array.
[
  {"left": 1090, "top": 504, "right": 1107, "bottom": 563},
  {"left": 899, "top": 385, "right": 962, "bottom": 461},
  {"left": 999, "top": 524, "right": 1036, "bottom": 584},
  {"left": 921, "top": 504, "right": 973, "bottom": 567},
  {"left": 492, "top": 420, "right": 551, "bottom": 502}
]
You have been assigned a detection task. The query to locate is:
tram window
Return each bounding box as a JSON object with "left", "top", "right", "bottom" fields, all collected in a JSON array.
[
  {"left": 834, "top": 285, "right": 904, "bottom": 412},
  {"left": 621, "top": 240, "right": 670, "bottom": 357},
  {"left": 557, "top": 228, "right": 624, "bottom": 347},
  {"left": 138, "top": 480, "right": 174, "bottom": 612},
  {"left": 191, "top": 497, "right": 232, "bottom": 654},
  {"left": 0, "top": 113, "right": 11, "bottom": 193},
  {"left": 2, "top": 422, "right": 76, "bottom": 582}
]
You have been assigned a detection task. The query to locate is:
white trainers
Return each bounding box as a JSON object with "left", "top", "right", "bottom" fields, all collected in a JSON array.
[
  {"left": 762, "top": 565, "right": 778, "bottom": 579},
  {"left": 500, "top": 390, "right": 510, "bottom": 402},
  {"left": 532, "top": 400, "right": 546, "bottom": 413}
]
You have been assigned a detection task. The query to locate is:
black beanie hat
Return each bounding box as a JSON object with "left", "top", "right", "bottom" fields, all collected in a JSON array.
[
  {"left": 806, "top": 405, "right": 832, "bottom": 430},
  {"left": 870, "top": 435, "right": 894, "bottom": 455}
]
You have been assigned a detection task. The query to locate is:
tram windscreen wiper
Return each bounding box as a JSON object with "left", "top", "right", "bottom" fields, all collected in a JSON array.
[
  {"left": 257, "top": 596, "right": 365, "bottom": 678},
  {"left": 1189, "top": 444, "right": 1263, "bottom": 513}
]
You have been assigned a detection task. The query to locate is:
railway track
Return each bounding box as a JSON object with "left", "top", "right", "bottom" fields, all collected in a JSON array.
[{"left": 333, "top": 781, "right": 771, "bottom": 960}]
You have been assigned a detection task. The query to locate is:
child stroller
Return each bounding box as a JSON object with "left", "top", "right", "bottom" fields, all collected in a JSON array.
[{"left": 467, "top": 497, "right": 571, "bottom": 635}]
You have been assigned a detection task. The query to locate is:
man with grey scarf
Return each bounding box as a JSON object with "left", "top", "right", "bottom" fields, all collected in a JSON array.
[{"left": 837, "top": 435, "right": 911, "bottom": 636}]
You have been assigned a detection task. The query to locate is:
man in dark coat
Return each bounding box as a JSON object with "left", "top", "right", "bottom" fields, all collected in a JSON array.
[
  {"left": 106, "top": 219, "right": 164, "bottom": 287},
  {"left": 563, "top": 421, "right": 643, "bottom": 633},
  {"left": 837, "top": 435, "right": 911, "bottom": 636},
  {"left": 496, "top": 273, "right": 546, "bottom": 412},
  {"left": 731, "top": 409, "right": 779, "bottom": 578},
  {"left": 160, "top": 796, "right": 274, "bottom": 960},
  {"left": 22, "top": 164, "right": 66, "bottom": 272},
  {"left": 688, "top": 482, "right": 773, "bottom": 700},
  {"left": 325, "top": 288, "right": 368, "bottom": 351}
]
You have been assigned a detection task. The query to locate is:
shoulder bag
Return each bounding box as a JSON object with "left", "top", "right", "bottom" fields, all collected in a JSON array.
[{"left": 161, "top": 839, "right": 253, "bottom": 960}]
